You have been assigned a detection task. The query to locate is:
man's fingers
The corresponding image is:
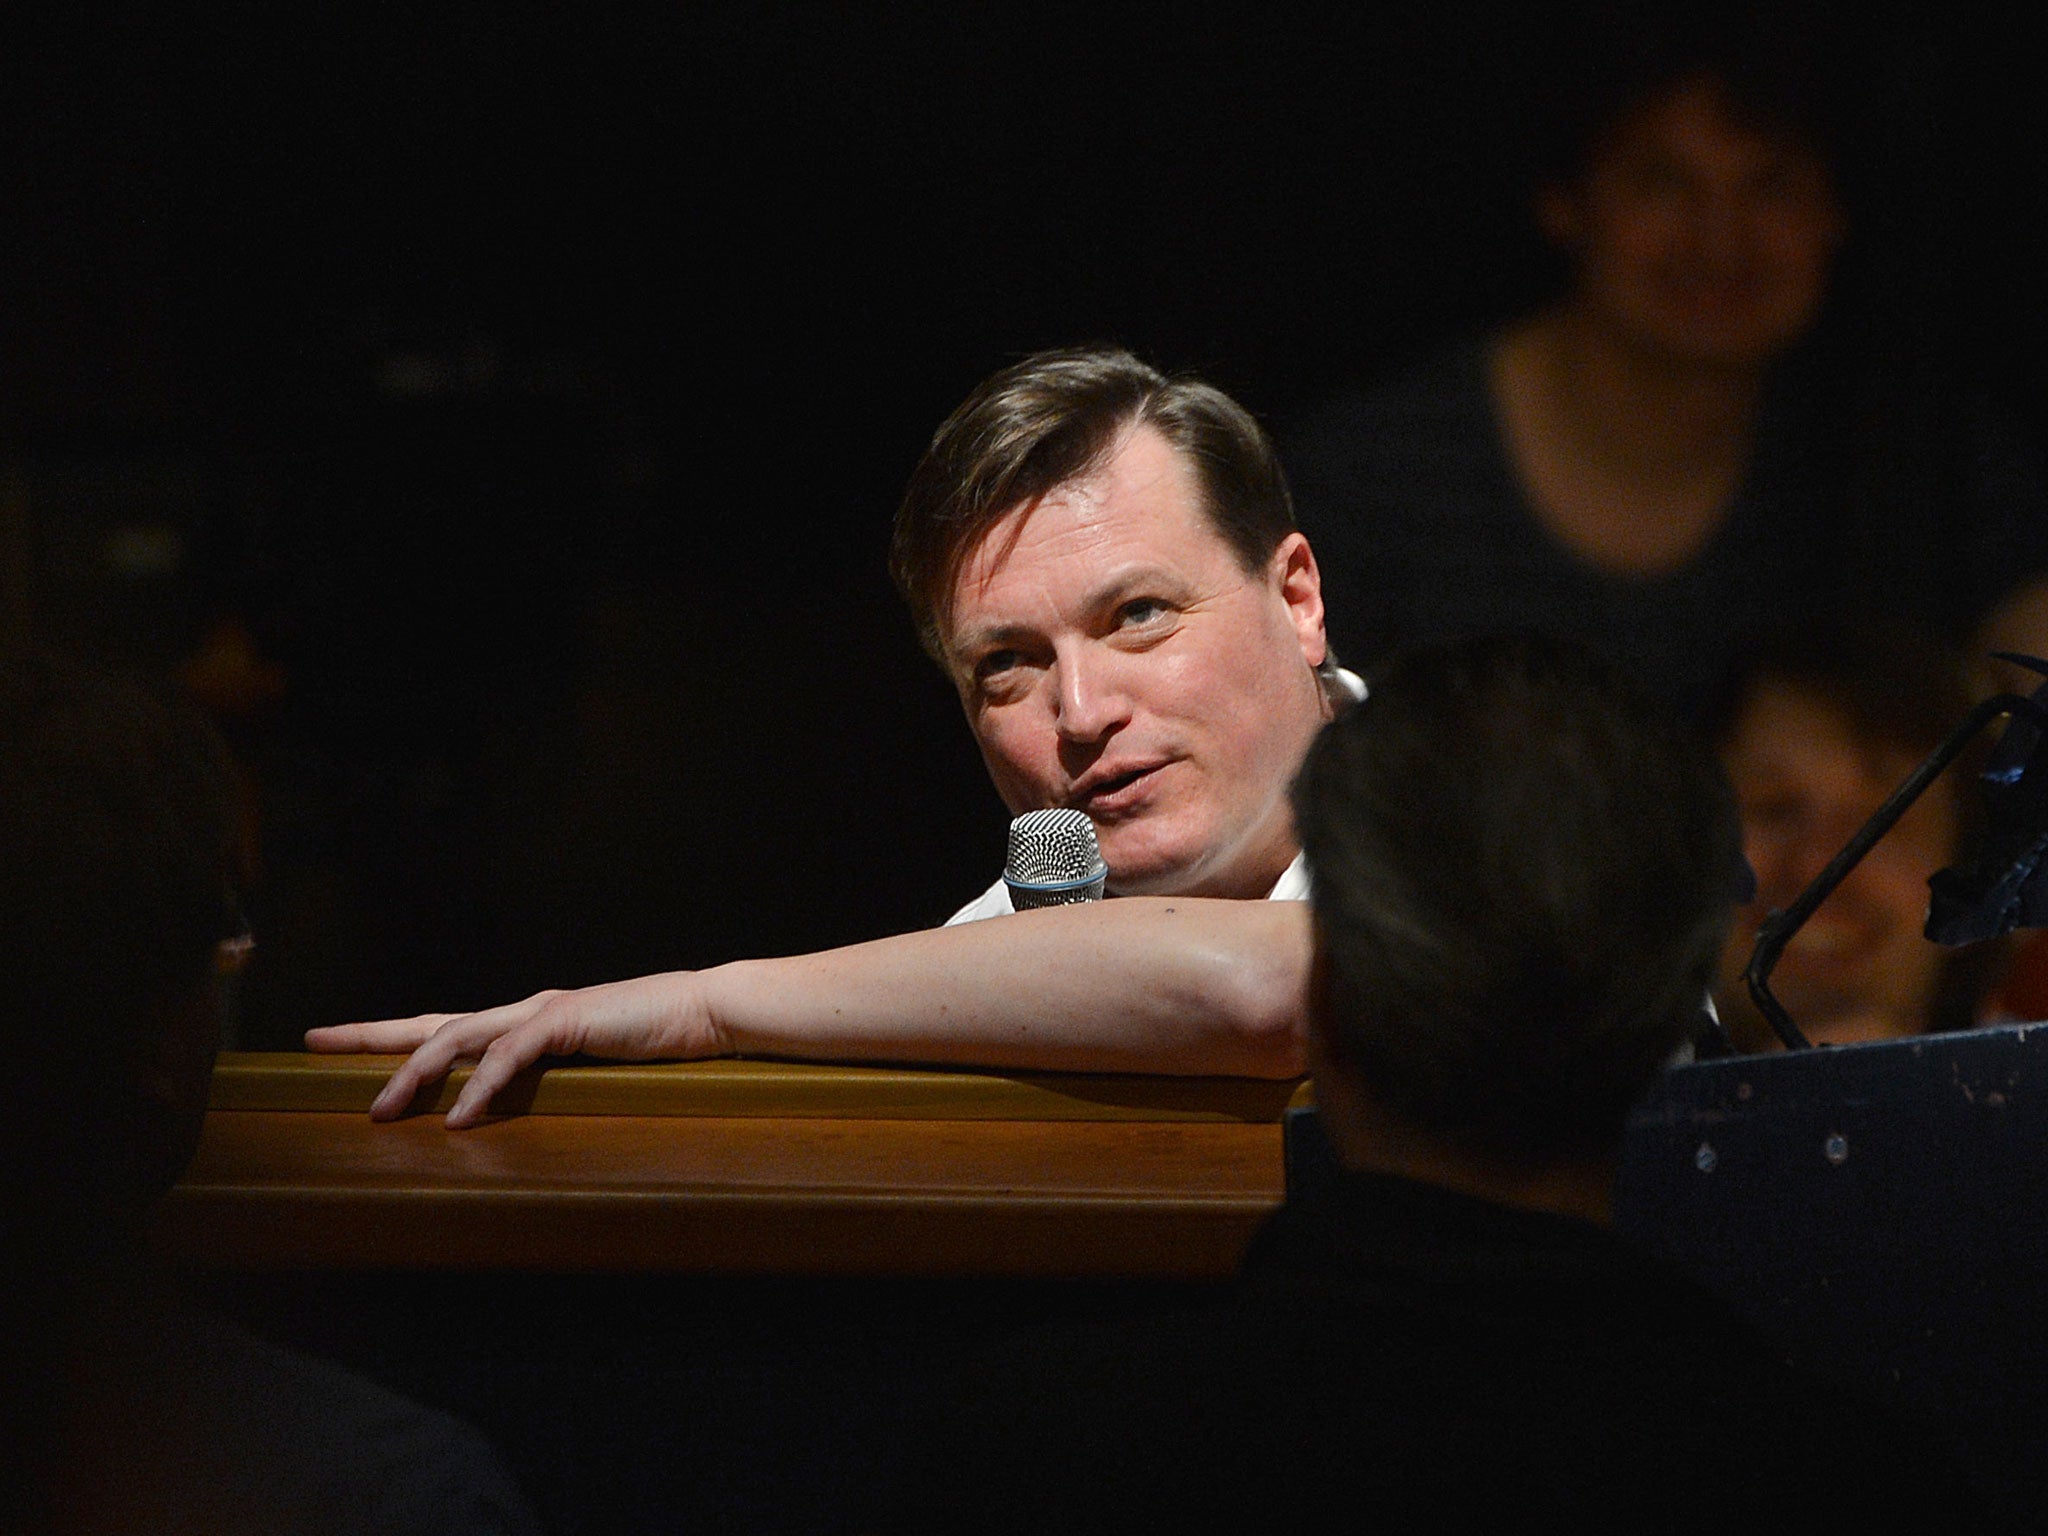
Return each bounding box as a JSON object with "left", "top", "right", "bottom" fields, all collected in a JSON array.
[
  {"left": 307, "top": 987, "right": 621, "bottom": 1128},
  {"left": 367, "top": 1032, "right": 458, "bottom": 1120},
  {"left": 305, "top": 1014, "right": 466, "bottom": 1053},
  {"left": 443, "top": 1026, "right": 555, "bottom": 1130},
  {"left": 366, "top": 1013, "right": 508, "bottom": 1120}
]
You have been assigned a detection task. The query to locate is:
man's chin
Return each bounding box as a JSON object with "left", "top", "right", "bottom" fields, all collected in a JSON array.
[
  {"left": 1097, "top": 812, "right": 1293, "bottom": 900},
  {"left": 1102, "top": 861, "right": 1200, "bottom": 899},
  {"left": 1102, "top": 837, "right": 1275, "bottom": 901},
  {"left": 1099, "top": 837, "right": 1207, "bottom": 899}
]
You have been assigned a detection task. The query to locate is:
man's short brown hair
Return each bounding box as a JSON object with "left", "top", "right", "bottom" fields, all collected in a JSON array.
[{"left": 890, "top": 346, "right": 1297, "bottom": 660}]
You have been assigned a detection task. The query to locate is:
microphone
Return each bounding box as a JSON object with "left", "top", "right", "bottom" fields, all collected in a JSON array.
[{"left": 1004, "top": 809, "right": 1107, "bottom": 910}]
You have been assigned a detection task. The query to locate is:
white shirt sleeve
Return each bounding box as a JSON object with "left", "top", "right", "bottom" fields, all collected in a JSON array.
[
  {"left": 1266, "top": 852, "right": 1313, "bottom": 903},
  {"left": 944, "top": 852, "right": 1311, "bottom": 925},
  {"left": 945, "top": 877, "right": 1016, "bottom": 925}
]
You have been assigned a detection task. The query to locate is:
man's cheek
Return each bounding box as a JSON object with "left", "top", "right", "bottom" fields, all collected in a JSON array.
[{"left": 982, "top": 736, "right": 1058, "bottom": 810}]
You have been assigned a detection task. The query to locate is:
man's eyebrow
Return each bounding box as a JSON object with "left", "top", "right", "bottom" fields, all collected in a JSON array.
[
  {"left": 948, "top": 564, "right": 1195, "bottom": 660},
  {"left": 950, "top": 621, "right": 1035, "bottom": 659},
  {"left": 1078, "top": 564, "right": 1188, "bottom": 613}
]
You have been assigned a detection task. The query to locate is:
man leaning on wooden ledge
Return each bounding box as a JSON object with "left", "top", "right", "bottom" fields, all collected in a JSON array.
[{"left": 310, "top": 346, "right": 1363, "bottom": 1114}]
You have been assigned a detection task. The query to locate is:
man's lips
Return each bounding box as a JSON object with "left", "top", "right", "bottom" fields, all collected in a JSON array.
[{"left": 1067, "top": 761, "right": 1168, "bottom": 815}]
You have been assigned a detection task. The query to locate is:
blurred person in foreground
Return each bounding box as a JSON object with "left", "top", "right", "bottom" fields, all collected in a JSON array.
[
  {"left": 310, "top": 347, "right": 1360, "bottom": 1119},
  {"left": 1708, "top": 626, "right": 2007, "bottom": 1051},
  {"left": 0, "top": 649, "right": 539, "bottom": 1535},
  {"left": 880, "top": 634, "right": 1959, "bottom": 1528},
  {"left": 1290, "top": 20, "right": 2048, "bottom": 714}
]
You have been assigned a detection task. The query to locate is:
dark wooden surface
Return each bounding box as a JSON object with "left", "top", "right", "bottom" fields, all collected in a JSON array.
[{"left": 158, "top": 1054, "right": 1298, "bottom": 1276}]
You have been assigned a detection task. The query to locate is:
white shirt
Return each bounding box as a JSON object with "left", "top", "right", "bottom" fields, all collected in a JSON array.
[{"left": 945, "top": 851, "right": 1312, "bottom": 925}]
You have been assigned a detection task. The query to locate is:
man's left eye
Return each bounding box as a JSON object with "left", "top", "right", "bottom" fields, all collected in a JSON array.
[{"left": 1116, "top": 598, "right": 1170, "bottom": 627}]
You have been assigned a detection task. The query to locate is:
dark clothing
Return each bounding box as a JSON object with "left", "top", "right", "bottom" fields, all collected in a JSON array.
[
  {"left": 889, "top": 1167, "right": 1960, "bottom": 1530},
  {"left": 1287, "top": 337, "right": 2048, "bottom": 713},
  {"left": 37, "top": 1284, "right": 542, "bottom": 1536}
]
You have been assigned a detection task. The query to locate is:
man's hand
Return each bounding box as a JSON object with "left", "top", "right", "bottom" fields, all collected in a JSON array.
[{"left": 304, "top": 972, "right": 723, "bottom": 1129}]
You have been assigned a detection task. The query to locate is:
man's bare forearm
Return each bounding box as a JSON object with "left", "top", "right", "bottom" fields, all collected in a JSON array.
[
  {"left": 310, "top": 896, "right": 1314, "bottom": 1125},
  {"left": 707, "top": 897, "right": 1313, "bottom": 1078}
]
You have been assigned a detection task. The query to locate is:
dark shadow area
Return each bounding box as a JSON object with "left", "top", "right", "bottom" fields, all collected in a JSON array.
[{"left": 199, "top": 1269, "right": 1229, "bottom": 1535}]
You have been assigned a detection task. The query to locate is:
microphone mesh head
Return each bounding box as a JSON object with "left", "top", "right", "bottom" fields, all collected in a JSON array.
[{"left": 1004, "top": 808, "right": 1107, "bottom": 909}]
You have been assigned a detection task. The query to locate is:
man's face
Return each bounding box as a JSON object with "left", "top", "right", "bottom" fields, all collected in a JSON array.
[
  {"left": 941, "top": 424, "right": 1329, "bottom": 899},
  {"left": 1543, "top": 76, "right": 1842, "bottom": 368}
]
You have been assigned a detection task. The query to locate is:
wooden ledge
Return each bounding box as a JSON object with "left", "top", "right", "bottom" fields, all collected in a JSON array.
[
  {"left": 210, "top": 1052, "right": 1313, "bottom": 1123},
  {"left": 162, "top": 1110, "right": 1286, "bottom": 1274}
]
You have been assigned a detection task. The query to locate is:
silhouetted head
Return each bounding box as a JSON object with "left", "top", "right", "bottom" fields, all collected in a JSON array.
[
  {"left": 1294, "top": 633, "right": 1741, "bottom": 1163},
  {"left": 0, "top": 649, "right": 244, "bottom": 1257}
]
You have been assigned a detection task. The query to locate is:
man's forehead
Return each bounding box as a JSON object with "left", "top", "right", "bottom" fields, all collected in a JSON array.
[{"left": 945, "top": 428, "right": 1221, "bottom": 604}]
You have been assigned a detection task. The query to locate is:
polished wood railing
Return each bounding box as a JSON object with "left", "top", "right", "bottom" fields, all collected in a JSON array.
[{"left": 157, "top": 1053, "right": 1306, "bottom": 1277}]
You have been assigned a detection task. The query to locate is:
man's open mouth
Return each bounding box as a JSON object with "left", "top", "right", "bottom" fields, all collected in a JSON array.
[{"left": 1072, "top": 763, "right": 1161, "bottom": 812}]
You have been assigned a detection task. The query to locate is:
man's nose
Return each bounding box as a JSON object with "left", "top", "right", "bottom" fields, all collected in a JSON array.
[{"left": 1052, "top": 645, "right": 1133, "bottom": 743}]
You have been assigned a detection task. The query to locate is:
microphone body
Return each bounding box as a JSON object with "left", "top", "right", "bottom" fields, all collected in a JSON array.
[{"left": 1004, "top": 809, "right": 1107, "bottom": 909}]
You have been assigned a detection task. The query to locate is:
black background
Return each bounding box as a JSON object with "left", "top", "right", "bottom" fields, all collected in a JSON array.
[{"left": 4, "top": 2, "right": 2043, "bottom": 1038}]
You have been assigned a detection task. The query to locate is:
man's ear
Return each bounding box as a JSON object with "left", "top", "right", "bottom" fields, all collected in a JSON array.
[{"left": 1271, "top": 532, "right": 1328, "bottom": 670}]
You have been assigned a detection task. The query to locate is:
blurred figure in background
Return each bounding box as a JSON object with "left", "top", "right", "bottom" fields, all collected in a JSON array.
[
  {"left": 0, "top": 649, "right": 538, "bottom": 1535},
  {"left": 1706, "top": 626, "right": 2004, "bottom": 1050},
  {"left": 1289, "top": 17, "right": 2048, "bottom": 715}
]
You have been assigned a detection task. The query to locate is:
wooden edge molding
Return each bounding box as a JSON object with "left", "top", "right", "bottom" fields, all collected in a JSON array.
[{"left": 210, "top": 1052, "right": 1315, "bottom": 1123}]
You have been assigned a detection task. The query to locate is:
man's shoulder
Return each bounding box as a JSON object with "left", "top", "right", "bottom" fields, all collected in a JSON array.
[
  {"left": 921, "top": 1170, "right": 1958, "bottom": 1526},
  {"left": 1236, "top": 1170, "right": 1961, "bottom": 1514},
  {"left": 888, "top": 1222, "right": 1950, "bottom": 1530},
  {"left": 63, "top": 1303, "right": 541, "bottom": 1535},
  {"left": 1284, "top": 336, "right": 1511, "bottom": 573}
]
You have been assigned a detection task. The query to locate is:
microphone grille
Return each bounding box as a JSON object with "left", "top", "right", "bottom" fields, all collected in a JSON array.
[{"left": 1005, "top": 808, "right": 1107, "bottom": 908}]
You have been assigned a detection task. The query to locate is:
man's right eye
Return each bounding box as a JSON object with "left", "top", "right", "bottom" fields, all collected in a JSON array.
[{"left": 975, "top": 650, "right": 1023, "bottom": 684}]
